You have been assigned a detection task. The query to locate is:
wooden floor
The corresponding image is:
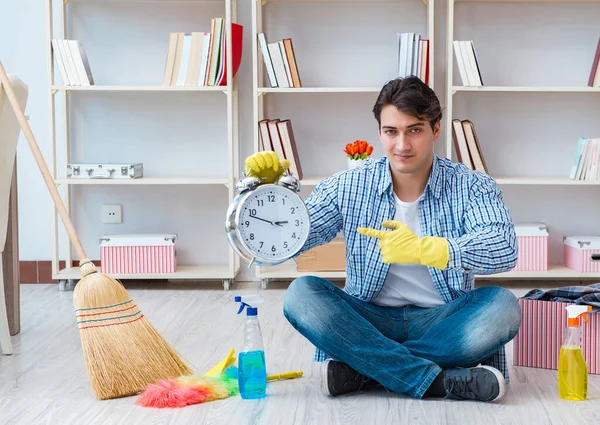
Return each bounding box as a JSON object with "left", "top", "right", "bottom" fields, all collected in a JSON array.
[{"left": 1, "top": 281, "right": 599, "bottom": 425}]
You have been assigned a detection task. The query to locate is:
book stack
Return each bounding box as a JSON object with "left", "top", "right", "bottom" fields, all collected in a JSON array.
[
  {"left": 258, "top": 118, "right": 303, "bottom": 179},
  {"left": 162, "top": 18, "right": 243, "bottom": 87},
  {"left": 397, "top": 33, "right": 429, "bottom": 84},
  {"left": 257, "top": 33, "right": 302, "bottom": 88},
  {"left": 451, "top": 119, "right": 488, "bottom": 174},
  {"left": 51, "top": 39, "right": 94, "bottom": 86},
  {"left": 569, "top": 137, "right": 600, "bottom": 180},
  {"left": 453, "top": 40, "right": 483, "bottom": 86},
  {"left": 589, "top": 37, "right": 600, "bottom": 87}
]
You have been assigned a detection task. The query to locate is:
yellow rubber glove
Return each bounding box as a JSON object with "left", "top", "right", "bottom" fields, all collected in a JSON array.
[
  {"left": 244, "top": 151, "right": 291, "bottom": 184},
  {"left": 356, "top": 220, "right": 449, "bottom": 270}
]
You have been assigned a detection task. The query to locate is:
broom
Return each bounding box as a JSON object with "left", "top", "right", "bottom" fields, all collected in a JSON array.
[{"left": 0, "top": 61, "right": 193, "bottom": 399}]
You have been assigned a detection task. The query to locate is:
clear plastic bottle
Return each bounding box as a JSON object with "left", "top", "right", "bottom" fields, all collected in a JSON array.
[
  {"left": 558, "top": 305, "right": 592, "bottom": 401},
  {"left": 235, "top": 295, "right": 267, "bottom": 399}
]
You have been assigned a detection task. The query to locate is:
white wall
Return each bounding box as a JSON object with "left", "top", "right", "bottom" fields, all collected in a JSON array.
[{"left": 2, "top": 0, "right": 599, "bottom": 280}]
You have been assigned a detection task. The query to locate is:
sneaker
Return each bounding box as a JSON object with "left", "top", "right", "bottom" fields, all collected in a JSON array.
[
  {"left": 320, "top": 359, "right": 378, "bottom": 396},
  {"left": 442, "top": 365, "right": 506, "bottom": 402}
]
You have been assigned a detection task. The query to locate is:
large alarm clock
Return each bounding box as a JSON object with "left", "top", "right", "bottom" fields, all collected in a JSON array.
[{"left": 225, "top": 171, "right": 311, "bottom": 267}]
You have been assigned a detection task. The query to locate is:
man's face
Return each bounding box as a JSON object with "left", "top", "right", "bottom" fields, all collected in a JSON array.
[{"left": 378, "top": 104, "right": 440, "bottom": 176}]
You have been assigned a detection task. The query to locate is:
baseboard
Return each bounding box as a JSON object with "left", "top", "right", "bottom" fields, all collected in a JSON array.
[{"left": 20, "top": 260, "right": 100, "bottom": 284}]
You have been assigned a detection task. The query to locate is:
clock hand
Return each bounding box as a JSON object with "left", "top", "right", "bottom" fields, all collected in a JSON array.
[
  {"left": 250, "top": 215, "right": 274, "bottom": 225},
  {"left": 274, "top": 221, "right": 288, "bottom": 226}
]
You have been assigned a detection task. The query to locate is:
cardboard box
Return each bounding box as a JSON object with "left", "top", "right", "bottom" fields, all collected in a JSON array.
[
  {"left": 513, "top": 298, "right": 599, "bottom": 374},
  {"left": 100, "top": 234, "right": 177, "bottom": 274},
  {"left": 564, "top": 236, "right": 600, "bottom": 273},
  {"left": 296, "top": 238, "right": 346, "bottom": 272},
  {"left": 514, "top": 223, "right": 548, "bottom": 271}
]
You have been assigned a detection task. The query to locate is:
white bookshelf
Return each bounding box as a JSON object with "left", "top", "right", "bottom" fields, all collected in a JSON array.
[
  {"left": 251, "top": 262, "right": 600, "bottom": 281},
  {"left": 251, "top": 0, "right": 435, "bottom": 288},
  {"left": 445, "top": 0, "right": 600, "bottom": 280},
  {"left": 54, "top": 177, "right": 230, "bottom": 186},
  {"left": 452, "top": 86, "right": 600, "bottom": 93},
  {"left": 51, "top": 85, "right": 228, "bottom": 92},
  {"left": 46, "top": 0, "right": 241, "bottom": 290}
]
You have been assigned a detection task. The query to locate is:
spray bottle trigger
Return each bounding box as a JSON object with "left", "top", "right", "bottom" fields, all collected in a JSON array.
[{"left": 237, "top": 302, "right": 248, "bottom": 315}]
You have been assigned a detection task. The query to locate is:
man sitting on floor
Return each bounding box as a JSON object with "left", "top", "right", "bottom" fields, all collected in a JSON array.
[{"left": 244, "top": 75, "right": 522, "bottom": 402}]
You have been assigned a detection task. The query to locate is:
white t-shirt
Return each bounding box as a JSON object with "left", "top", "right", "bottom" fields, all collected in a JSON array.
[{"left": 371, "top": 192, "right": 445, "bottom": 308}]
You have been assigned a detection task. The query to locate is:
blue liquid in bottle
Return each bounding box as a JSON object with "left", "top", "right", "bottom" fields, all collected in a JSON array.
[{"left": 238, "top": 350, "right": 267, "bottom": 399}]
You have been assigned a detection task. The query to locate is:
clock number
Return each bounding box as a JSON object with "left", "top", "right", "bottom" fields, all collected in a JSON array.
[
  {"left": 250, "top": 209, "right": 257, "bottom": 217},
  {"left": 283, "top": 242, "right": 288, "bottom": 249},
  {"left": 295, "top": 220, "right": 300, "bottom": 226},
  {"left": 250, "top": 233, "right": 255, "bottom": 240},
  {"left": 257, "top": 200, "right": 264, "bottom": 207},
  {"left": 291, "top": 207, "right": 295, "bottom": 214},
  {"left": 268, "top": 195, "right": 275, "bottom": 202},
  {"left": 271, "top": 245, "right": 276, "bottom": 252},
  {"left": 282, "top": 198, "right": 285, "bottom": 205},
  {"left": 245, "top": 221, "right": 250, "bottom": 227},
  {"left": 259, "top": 242, "right": 264, "bottom": 248},
  {"left": 292, "top": 232, "right": 296, "bottom": 239}
]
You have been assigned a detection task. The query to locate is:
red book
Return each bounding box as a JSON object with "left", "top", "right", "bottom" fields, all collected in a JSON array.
[{"left": 218, "top": 23, "right": 243, "bottom": 86}]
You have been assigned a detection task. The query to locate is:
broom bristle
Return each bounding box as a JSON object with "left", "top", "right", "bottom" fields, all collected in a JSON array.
[{"left": 74, "top": 262, "right": 193, "bottom": 400}]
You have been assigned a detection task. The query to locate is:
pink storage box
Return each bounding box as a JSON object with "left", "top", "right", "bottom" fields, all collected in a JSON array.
[
  {"left": 100, "top": 234, "right": 177, "bottom": 274},
  {"left": 513, "top": 299, "right": 599, "bottom": 374},
  {"left": 514, "top": 223, "right": 548, "bottom": 271},
  {"left": 564, "top": 236, "right": 600, "bottom": 273}
]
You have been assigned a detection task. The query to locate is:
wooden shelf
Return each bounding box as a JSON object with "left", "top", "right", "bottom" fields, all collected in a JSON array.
[
  {"left": 265, "top": 0, "right": 422, "bottom": 3},
  {"left": 54, "top": 177, "right": 229, "bottom": 186},
  {"left": 257, "top": 262, "right": 346, "bottom": 279},
  {"left": 455, "top": 0, "right": 600, "bottom": 3},
  {"left": 483, "top": 265, "right": 600, "bottom": 279},
  {"left": 258, "top": 87, "right": 383, "bottom": 94},
  {"left": 52, "top": 85, "right": 228, "bottom": 92},
  {"left": 55, "top": 265, "right": 237, "bottom": 280},
  {"left": 452, "top": 86, "right": 600, "bottom": 93},
  {"left": 258, "top": 263, "right": 600, "bottom": 281},
  {"left": 494, "top": 177, "right": 600, "bottom": 185},
  {"left": 298, "top": 176, "right": 600, "bottom": 187}
]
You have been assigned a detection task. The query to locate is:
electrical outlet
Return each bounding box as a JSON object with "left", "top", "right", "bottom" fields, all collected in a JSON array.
[{"left": 102, "top": 204, "right": 122, "bottom": 224}]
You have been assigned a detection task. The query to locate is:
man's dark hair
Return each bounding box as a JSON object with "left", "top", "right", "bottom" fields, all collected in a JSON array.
[{"left": 372, "top": 76, "right": 442, "bottom": 131}]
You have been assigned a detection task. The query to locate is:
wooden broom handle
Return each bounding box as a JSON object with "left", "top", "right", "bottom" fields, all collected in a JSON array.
[{"left": 0, "top": 61, "right": 89, "bottom": 263}]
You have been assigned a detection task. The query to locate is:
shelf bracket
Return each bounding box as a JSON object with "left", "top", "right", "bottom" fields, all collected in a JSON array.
[
  {"left": 64, "top": 0, "right": 70, "bottom": 4},
  {"left": 258, "top": 92, "right": 265, "bottom": 97},
  {"left": 66, "top": 90, "right": 72, "bottom": 96},
  {"left": 261, "top": 0, "right": 267, "bottom": 5},
  {"left": 52, "top": 89, "right": 58, "bottom": 95}
]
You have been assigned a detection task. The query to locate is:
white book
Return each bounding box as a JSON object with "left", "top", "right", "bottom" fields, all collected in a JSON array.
[
  {"left": 570, "top": 137, "right": 587, "bottom": 179},
  {"left": 51, "top": 40, "right": 71, "bottom": 85},
  {"left": 459, "top": 41, "right": 477, "bottom": 86},
  {"left": 268, "top": 42, "right": 289, "bottom": 88},
  {"left": 398, "top": 33, "right": 409, "bottom": 77},
  {"left": 258, "top": 33, "right": 278, "bottom": 88},
  {"left": 453, "top": 40, "right": 469, "bottom": 86},
  {"left": 176, "top": 33, "right": 192, "bottom": 87},
  {"left": 465, "top": 41, "right": 483, "bottom": 86},
  {"left": 405, "top": 33, "right": 414, "bottom": 77},
  {"left": 59, "top": 40, "right": 81, "bottom": 86},
  {"left": 577, "top": 138, "right": 591, "bottom": 180},
  {"left": 416, "top": 37, "right": 423, "bottom": 79},
  {"left": 412, "top": 34, "right": 420, "bottom": 76},
  {"left": 68, "top": 40, "right": 93, "bottom": 86},
  {"left": 197, "top": 32, "right": 211, "bottom": 86}
]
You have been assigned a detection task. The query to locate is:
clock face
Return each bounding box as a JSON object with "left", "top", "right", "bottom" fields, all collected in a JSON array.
[{"left": 237, "top": 185, "right": 310, "bottom": 262}]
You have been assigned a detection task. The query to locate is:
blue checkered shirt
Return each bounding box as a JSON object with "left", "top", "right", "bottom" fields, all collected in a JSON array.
[{"left": 296, "top": 154, "right": 518, "bottom": 383}]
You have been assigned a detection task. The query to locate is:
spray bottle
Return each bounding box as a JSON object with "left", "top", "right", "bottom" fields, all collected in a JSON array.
[
  {"left": 235, "top": 294, "right": 267, "bottom": 399},
  {"left": 558, "top": 304, "right": 592, "bottom": 401}
]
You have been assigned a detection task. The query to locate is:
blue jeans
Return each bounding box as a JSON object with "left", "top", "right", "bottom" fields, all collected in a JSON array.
[{"left": 283, "top": 276, "right": 522, "bottom": 399}]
